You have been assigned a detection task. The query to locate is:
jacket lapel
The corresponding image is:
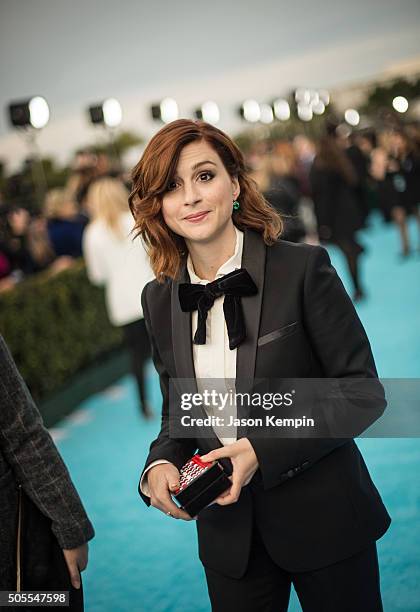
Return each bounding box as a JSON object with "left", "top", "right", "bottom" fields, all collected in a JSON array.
[
  {"left": 171, "top": 264, "right": 196, "bottom": 384},
  {"left": 235, "top": 229, "right": 266, "bottom": 437},
  {"left": 171, "top": 264, "right": 220, "bottom": 453}
]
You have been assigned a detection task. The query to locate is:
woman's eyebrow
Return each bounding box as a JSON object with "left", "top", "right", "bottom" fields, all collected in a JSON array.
[
  {"left": 172, "top": 160, "right": 217, "bottom": 180},
  {"left": 191, "top": 160, "right": 217, "bottom": 171}
]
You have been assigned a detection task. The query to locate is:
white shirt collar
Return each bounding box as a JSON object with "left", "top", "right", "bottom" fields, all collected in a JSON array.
[{"left": 187, "top": 226, "right": 244, "bottom": 284}]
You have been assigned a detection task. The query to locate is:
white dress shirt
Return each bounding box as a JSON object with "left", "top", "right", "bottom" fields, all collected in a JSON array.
[{"left": 140, "top": 227, "right": 244, "bottom": 496}]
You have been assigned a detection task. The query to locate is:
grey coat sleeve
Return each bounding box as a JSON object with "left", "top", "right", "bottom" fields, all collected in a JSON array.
[{"left": 0, "top": 335, "right": 95, "bottom": 549}]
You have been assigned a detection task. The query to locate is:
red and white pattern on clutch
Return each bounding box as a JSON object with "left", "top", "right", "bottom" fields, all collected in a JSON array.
[{"left": 176, "top": 455, "right": 213, "bottom": 493}]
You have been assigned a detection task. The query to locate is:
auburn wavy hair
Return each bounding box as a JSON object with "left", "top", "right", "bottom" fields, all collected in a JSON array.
[{"left": 129, "top": 119, "right": 283, "bottom": 281}]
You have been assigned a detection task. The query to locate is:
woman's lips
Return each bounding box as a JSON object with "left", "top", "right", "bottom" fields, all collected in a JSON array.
[{"left": 184, "top": 211, "right": 210, "bottom": 223}]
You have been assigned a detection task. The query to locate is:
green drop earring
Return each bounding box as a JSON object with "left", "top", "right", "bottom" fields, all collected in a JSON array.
[{"left": 233, "top": 200, "right": 240, "bottom": 211}]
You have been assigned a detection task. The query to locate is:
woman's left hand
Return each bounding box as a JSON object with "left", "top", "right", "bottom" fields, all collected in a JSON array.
[{"left": 200, "top": 438, "right": 259, "bottom": 506}]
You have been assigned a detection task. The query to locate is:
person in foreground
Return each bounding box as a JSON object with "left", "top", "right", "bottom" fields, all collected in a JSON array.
[
  {"left": 130, "top": 119, "right": 391, "bottom": 612},
  {"left": 0, "top": 335, "right": 94, "bottom": 605}
]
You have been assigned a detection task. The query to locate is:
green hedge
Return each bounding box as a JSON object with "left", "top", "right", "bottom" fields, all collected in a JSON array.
[{"left": 0, "top": 261, "right": 123, "bottom": 402}]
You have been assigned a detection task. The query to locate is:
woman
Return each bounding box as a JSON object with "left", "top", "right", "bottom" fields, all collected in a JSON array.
[
  {"left": 0, "top": 334, "right": 94, "bottom": 607},
  {"left": 370, "top": 145, "right": 405, "bottom": 223},
  {"left": 130, "top": 119, "right": 391, "bottom": 611},
  {"left": 83, "top": 177, "right": 154, "bottom": 418},
  {"left": 387, "top": 130, "right": 420, "bottom": 257},
  {"left": 310, "top": 135, "right": 366, "bottom": 301}
]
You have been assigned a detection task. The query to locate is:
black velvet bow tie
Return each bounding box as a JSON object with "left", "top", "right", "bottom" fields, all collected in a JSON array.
[{"left": 178, "top": 268, "right": 258, "bottom": 350}]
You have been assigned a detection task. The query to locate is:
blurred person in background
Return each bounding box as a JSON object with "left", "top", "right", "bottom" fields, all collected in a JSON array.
[
  {"left": 293, "top": 135, "right": 319, "bottom": 243},
  {"left": 0, "top": 205, "right": 36, "bottom": 281},
  {"left": 26, "top": 214, "right": 57, "bottom": 271},
  {"left": 43, "top": 189, "right": 88, "bottom": 259},
  {"left": 83, "top": 177, "right": 154, "bottom": 419},
  {"left": 386, "top": 130, "right": 420, "bottom": 256},
  {"left": 247, "top": 142, "right": 270, "bottom": 194},
  {"left": 345, "top": 131, "right": 376, "bottom": 227},
  {"left": 0, "top": 205, "right": 54, "bottom": 290},
  {"left": 310, "top": 135, "right": 366, "bottom": 301},
  {"left": 293, "top": 134, "right": 315, "bottom": 198},
  {"left": 67, "top": 150, "right": 117, "bottom": 213},
  {"left": 66, "top": 150, "right": 100, "bottom": 212},
  {"left": 0, "top": 202, "right": 77, "bottom": 293},
  {"left": 248, "top": 141, "right": 306, "bottom": 243},
  {"left": 370, "top": 145, "right": 404, "bottom": 222},
  {"left": 353, "top": 130, "right": 376, "bottom": 158},
  {"left": 0, "top": 334, "right": 94, "bottom": 606},
  {"left": 0, "top": 207, "right": 14, "bottom": 288},
  {"left": 264, "top": 142, "right": 306, "bottom": 243},
  {"left": 370, "top": 135, "right": 419, "bottom": 258}
]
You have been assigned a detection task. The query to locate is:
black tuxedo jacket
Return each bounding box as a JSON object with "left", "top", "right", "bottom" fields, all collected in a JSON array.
[{"left": 138, "top": 229, "right": 391, "bottom": 578}]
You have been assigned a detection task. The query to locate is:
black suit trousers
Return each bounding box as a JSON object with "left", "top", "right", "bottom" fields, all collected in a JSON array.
[{"left": 204, "top": 516, "right": 383, "bottom": 612}]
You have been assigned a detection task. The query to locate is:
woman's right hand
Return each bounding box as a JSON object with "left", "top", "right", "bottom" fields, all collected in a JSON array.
[{"left": 147, "top": 463, "right": 193, "bottom": 520}]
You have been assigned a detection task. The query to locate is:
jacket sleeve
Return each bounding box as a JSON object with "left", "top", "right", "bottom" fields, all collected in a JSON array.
[
  {"left": 247, "top": 245, "right": 386, "bottom": 490},
  {"left": 0, "top": 336, "right": 95, "bottom": 549},
  {"left": 138, "top": 283, "right": 197, "bottom": 506}
]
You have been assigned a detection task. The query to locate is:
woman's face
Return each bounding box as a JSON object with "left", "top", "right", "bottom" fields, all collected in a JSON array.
[{"left": 161, "top": 140, "right": 239, "bottom": 246}]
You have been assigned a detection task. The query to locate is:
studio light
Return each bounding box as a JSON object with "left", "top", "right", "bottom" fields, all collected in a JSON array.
[
  {"left": 318, "top": 90, "right": 330, "bottom": 105},
  {"left": 392, "top": 96, "right": 409, "bottom": 113},
  {"left": 194, "top": 101, "right": 220, "bottom": 123},
  {"left": 7, "top": 96, "right": 50, "bottom": 208},
  {"left": 88, "top": 98, "right": 122, "bottom": 127},
  {"left": 297, "top": 104, "right": 313, "bottom": 122},
  {"left": 273, "top": 99, "right": 290, "bottom": 121},
  {"left": 344, "top": 109, "right": 360, "bottom": 126},
  {"left": 295, "top": 89, "right": 311, "bottom": 105},
  {"left": 239, "top": 100, "right": 261, "bottom": 122},
  {"left": 8, "top": 96, "right": 50, "bottom": 129},
  {"left": 151, "top": 98, "right": 179, "bottom": 123},
  {"left": 260, "top": 103, "right": 274, "bottom": 124},
  {"left": 294, "top": 89, "right": 329, "bottom": 117},
  {"left": 312, "top": 100, "right": 325, "bottom": 115},
  {"left": 103, "top": 98, "right": 122, "bottom": 127}
]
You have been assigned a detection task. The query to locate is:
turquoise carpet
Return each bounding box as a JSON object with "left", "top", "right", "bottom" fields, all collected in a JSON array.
[{"left": 52, "top": 212, "right": 420, "bottom": 611}]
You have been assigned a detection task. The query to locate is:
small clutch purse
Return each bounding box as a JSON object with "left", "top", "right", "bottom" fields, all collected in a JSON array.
[{"left": 172, "top": 455, "right": 231, "bottom": 517}]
